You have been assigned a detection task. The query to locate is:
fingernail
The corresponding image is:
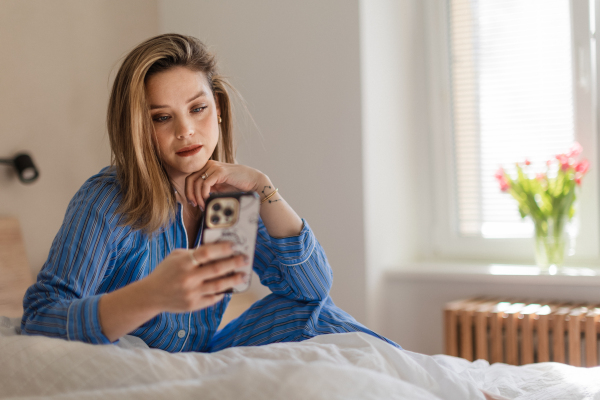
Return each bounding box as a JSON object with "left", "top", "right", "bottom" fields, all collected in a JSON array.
[
  {"left": 188, "top": 200, "right": 194, "bottom": 206},
  {"left": 199, "top": 205, "right": 204, "bottom": 212}
]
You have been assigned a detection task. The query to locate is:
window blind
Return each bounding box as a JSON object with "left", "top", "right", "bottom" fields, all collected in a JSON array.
[{"left": 449, "top": 0, "right": 576, "bottom": 238}]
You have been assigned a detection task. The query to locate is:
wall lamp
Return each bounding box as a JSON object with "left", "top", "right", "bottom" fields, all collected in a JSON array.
[{"left": 0, "top": 153, "right": 39, "bottom": 184}]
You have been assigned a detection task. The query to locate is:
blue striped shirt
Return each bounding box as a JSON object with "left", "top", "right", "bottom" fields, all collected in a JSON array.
[{"left": 20, "top": 167, "right": 342, "bottom": 352}]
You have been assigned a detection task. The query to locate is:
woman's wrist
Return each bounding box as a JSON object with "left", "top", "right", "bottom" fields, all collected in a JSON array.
[
  {"left": 98, "top": 279, "right": 162, "bottom": 342},
  {"left": 252, "top": 173, "right": 272, "bottom": 193},
  {"left": 137, "top": 275, "right": 164, "bottom": 315},
  {"left": 254, "top": 175, "right": 280, "bottom": 203}
]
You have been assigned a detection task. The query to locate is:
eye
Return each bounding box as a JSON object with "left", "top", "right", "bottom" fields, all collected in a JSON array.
[
  {"left": 153, "top": 115, "right": 170, "bottom": 123},
  {"left": 192, "top": 106, "right": 208, "bottom": 114}
]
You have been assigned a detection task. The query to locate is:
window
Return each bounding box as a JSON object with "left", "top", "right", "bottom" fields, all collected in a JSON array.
[
  {"left": 426, "top": 0, "right": 599, "bottom": 261},
  {"left": 451, "top": 0, "right": 575, "bottom": 238}
]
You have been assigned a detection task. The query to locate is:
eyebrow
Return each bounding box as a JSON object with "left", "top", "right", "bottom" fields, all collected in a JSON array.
[{"left": 149, "top": 90, "right": 207, "bottom": 110}]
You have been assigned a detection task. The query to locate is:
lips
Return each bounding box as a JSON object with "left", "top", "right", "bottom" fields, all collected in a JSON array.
[{"left": 176, "top": 144, "right": 202, "bottom": 157}]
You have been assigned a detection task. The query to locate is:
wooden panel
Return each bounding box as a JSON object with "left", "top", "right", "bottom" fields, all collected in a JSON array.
[
  {"left": 459, "top": 305, "right": 475, "bottom": 361},
  {"left": 489, "top": 304, "right": 506, "bottom": 364},
  {"left": 444, "top": 308, "right": 459, "bottom": 357},
  {"left": 474, "top": 301, "right": 497, "bottom": 361},
  {"left": 459, "top": 299, "right": 489, "bottom": 361},
  {"left": 585, "top": 308, "right": 600, "bottom": 367},
  {"left": 519, "top": 303, "right": 541, "bottom": 365},
  {"left": 0, "top": 216, "right": 33, "bottom": 318},
  {"left": 568, "top": 307, "right": 584, "bottom": 367},
  {"left": 552, "top": 306, "right": 572, "bottom": 364},
  {"left": 521, "top": 313, "right": 535, "bottom": 365},
  {"left": 444, "top": 299, "right": 472, "bottom": 357},
  {"left": 537, "top": 314, "right": 550, "bottom": 363},
  {"left": 505, "top": 303, "right": 525, "bottom": 365}
]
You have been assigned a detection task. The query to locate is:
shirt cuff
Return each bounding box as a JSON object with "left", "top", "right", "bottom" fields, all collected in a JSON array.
[
  {"left": 66, "top": 294, "right": 115, "bottom": 345},
  {"left": 266, "top": 219, "right": 316, "bottom": 266}
]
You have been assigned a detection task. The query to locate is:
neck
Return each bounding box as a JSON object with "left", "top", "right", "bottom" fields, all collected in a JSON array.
[{"left": 164, "top": 167, "right": 191, "bottom": 197}]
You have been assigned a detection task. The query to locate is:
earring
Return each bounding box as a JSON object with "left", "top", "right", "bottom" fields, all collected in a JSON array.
[{"left": 218, "top": 116, "right": 222, "bottom": 124}]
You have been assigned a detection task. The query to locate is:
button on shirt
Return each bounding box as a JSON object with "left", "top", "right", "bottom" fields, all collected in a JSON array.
[{"left": 21, "top": 167, "right": 334, "bottom": 353}]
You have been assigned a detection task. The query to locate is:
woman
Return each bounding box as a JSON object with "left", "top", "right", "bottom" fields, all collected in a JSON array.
[{"left": 21, "top": 33, "right": 399, "bottom": 352}]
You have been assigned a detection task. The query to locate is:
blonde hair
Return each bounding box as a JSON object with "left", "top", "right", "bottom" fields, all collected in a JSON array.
[{"left": 107, "top": 33, "right": 236, "bottom": 234}]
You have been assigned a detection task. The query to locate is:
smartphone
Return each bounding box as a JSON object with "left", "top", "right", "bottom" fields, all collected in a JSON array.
[{"left": 200, "top": 191, "right": 260, "bottom": 294}]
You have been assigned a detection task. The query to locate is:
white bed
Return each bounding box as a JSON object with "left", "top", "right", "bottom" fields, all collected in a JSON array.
[{"left": 1, "top": 317, "right": 599, "bottom": 399}]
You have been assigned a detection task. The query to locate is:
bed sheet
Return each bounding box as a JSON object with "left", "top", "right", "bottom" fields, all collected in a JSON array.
[{"left": 1, "top": 316, "right": 599, "bottom": 399}]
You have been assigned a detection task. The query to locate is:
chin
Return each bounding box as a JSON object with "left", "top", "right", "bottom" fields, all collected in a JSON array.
[{"left": 184, "top": 158, "right": 210, "bottom": 173}]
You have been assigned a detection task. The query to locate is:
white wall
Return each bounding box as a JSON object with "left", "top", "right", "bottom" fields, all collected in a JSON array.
[
  {"left": 359, "top": 0, "right": 431, "bottom": 330},
  {"left": 158, "top": 0, "right": 368, "bottom": 322},
  {"left": 0, "top": 0, "right": 159, "bottom": 275}
]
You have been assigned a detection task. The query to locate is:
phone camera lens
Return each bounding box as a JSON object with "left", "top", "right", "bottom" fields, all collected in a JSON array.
[
  {"left": 212, "top": 203, "right": 221, "bottom": 211},
  {"left": 211, "top": 216, "right": 220, "bottom": 225},
  {"left": 224, "top": 208, "right": 233, "bottom": 217}
]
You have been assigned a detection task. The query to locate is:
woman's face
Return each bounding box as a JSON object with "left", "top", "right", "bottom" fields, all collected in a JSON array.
[{"left": 146, "top": 66, "right": 220, "bottom": 183}]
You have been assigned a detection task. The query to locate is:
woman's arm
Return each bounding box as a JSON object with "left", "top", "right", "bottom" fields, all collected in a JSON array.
[
  {"left": 251, "top": 218, "right": 333, "bottom": 301},
  {"left": 97, "top": 279, "right": 160, "bottom": 343},
  {"left": 98, "top": 243, "right": 245, "bottom": 343},
  {"left": 252, "top": 175, "right": 303, "bottom": 238},
  {"left": 182, "top": 161, "right": 333, "bottom": 302},
  {"left": 184, "top": 161, "right": 303, "bottom": 238},
  {"left": 21, "top": 177, "right": 124, "bottom": 344}
]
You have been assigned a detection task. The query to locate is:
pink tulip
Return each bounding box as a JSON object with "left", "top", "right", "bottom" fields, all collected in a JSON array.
[
  {"left": 494, "top": 167, "right": 505, "bottom": 181},
  {"left": 556, "top": 154, "right": 570, "bottom": 170},
  {"left": 567, "top": 142, "right": 583, "bottom": 158},
  {"left": 524, "top": 159, "right": 531, "bottom": 166},
  {"left": 499, "top": 177, "right": 510, "bottom": 192},
  {"left": 535, "top": 173, "right": 545, "bottom": 181},
  {"left": 576, "top": 159, "right": 589, "bottom": 175},
  {"left": 575, "top": 175, "right": 582, "bottom": 185},
  {"left": 546, "top": 159, "right": 553, "bottom": 166}
]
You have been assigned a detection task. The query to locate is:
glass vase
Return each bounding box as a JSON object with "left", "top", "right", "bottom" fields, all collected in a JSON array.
[{"left": 533, "top": 216, "right": 575, "bottom": 272}]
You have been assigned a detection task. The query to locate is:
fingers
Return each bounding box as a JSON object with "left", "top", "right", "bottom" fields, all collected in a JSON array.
[
  {"left": 202, "top": 293, "right": 226, "bottom": 305},
  {"left": 195, "top": 252, "right": 247, "bottom": 281},
  {"left": 201, "top": 172, "right": 219, "bottom": 205},
  {"left": 194, "top": 176, "right": 205, "bottom": 209},
  {"left": 200, "top": 271, "right": 246, "bottom": 295},
  {"left": 194, "top": 166, "right": 223, "bottom": 209},
  {"left": 183, "top": 160, "right": 213, "bottom": 208},
  {"left": 190, "top": 242, "right": 234, "bottom": 266},
  {"left": 184, "top": 172, "right": 204, "bottom": 209}
]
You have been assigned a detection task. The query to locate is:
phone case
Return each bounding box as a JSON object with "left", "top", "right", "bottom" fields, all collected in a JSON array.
[{"left": 200, "top": 191, "right": 260, "bottom": 293}]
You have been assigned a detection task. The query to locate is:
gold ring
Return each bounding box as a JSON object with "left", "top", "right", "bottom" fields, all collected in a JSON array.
[
  {"left": 201, "top": 173, "right": 208, "bottom": 180},
  {"left": 189, "top": 250, "right": 199, "bottom": 265}
]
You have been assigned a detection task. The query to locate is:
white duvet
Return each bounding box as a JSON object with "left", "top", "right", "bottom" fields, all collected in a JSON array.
[{"left": 1, "top": 316, "right": 599, "bottom": 400}]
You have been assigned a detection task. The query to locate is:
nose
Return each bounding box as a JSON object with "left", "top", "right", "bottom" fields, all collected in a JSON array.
[{"left": 175, "top": 115, "right": 194, "bottom": 139}]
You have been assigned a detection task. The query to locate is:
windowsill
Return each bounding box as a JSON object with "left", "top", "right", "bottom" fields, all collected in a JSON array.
[{"left": 385, "top": 261, "right": 600, "bottom": 286}]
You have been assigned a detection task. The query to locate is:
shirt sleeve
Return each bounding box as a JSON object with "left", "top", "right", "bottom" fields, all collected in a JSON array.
[
  {"left": 252, "top": 218, "right": 333, "bottom": 302},
  {"left": 21, "top": 174, "right": 128, "bottom": 344}
]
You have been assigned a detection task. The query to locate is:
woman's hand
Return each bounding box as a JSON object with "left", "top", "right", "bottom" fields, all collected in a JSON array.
[
  {"left": 143, "top": 241, "right": 247, "bottom": 314},
  {"left": 184, "top": 160, "right": 270, "bottom": 209},
  {"left": 184, "top": 160, "right": 303, "bottom": 238}
]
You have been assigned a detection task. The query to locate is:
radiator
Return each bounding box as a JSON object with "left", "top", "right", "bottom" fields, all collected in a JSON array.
[{"left": 444, "top": 298, "right": 600, "bottom": 367}]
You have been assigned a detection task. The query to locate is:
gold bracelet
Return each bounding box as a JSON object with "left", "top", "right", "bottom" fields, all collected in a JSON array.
[{"left": 261, "top": 188, "right": 279, "bottom": 204}]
